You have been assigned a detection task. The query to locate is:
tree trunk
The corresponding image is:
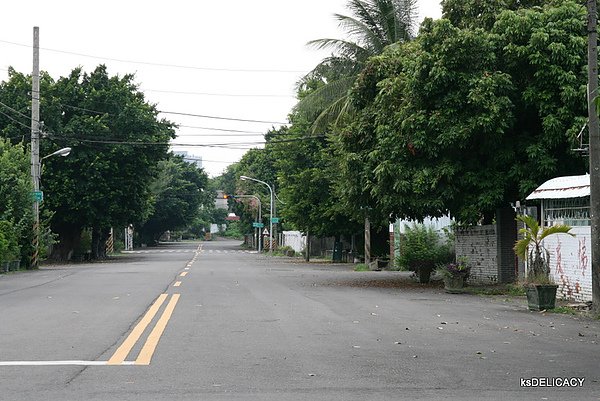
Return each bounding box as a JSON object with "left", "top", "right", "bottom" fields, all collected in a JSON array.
[
  {"left": 51, "top": 225, "right": 82, "bottom": 261},
  {"left": 91, "top": 227, "right": 111, "bottom": 260},
  {"left": 305, "top": 231, "right": 310, "bottom": 262}
]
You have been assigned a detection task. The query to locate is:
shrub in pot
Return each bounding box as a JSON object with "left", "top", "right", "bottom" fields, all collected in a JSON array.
[
  {"left": 436, "top": 257, "right": 470, "bottom": 293},
  {"left": 514, "top": 215, "right": 574, "bottom": 311},
  {"left": 398, "top": 224, "right": 453, "bottom": 283}
]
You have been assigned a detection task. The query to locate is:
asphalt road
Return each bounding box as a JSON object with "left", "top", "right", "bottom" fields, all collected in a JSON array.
[{"left": 0, "top": 239, "right": 598, "bottom": 401}]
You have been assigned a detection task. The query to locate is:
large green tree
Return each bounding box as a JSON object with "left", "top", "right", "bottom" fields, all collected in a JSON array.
[
  {"left": 139, "top": 154, "right": 208, "bottom": 245},
  {"left": 337, "top": 1, "right": 587, "bottom": 224},
  {"left": 0, "top": 65, "right": 175, "bottom": 259},
  {"left": 268, "top": 116, "right": 360, "bottom": 240}
]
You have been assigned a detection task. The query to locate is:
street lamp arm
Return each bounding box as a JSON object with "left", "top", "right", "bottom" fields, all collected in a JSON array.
[
  {"left": 240, "top": 175, "right": 272, "bottom": 192},
  {"left": 41, "top": 147, "right": 71, "bottom": 160}
]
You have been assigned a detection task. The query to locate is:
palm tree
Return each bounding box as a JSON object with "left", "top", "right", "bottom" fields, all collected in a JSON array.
[
  {"left": 514, "top": 214, "right": 574, "bottom": 282},
  {"left": 296, "top": 0, "right": 418, "bottom": 133}
]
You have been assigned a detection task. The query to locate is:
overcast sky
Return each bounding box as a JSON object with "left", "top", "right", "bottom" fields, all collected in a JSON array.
[{"left": 0, "top": 0, "right": 442, "bottom": 177}]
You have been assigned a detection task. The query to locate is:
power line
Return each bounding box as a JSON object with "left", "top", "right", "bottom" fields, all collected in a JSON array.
[
  {"left": 0, "top": 108, "right": 30, "bottom": 130},
  {"left": 57, "top": 102, "right": 288, "bottom": 125},
  {"left": 143, "top": 88, "right": 294, "bottom": 98},
  {"left": 159, "top": 110, "right": 287, "bottom": 125},
  {"left": 0, "top": 100, "right": 31, "bottom": 122},
  {"left": 47, "top": 132, "right": 322, "bottom": 147},
  {"left": 177, "top": 125, "right": 264, "bottom": 134},
  {"left": 0, "top": 39, "right": 306, "bottom": 74}
]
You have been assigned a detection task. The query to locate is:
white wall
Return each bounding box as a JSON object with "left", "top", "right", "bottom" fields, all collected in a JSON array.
[
  {"left": 542, "top": 226, "right": 592, "bottom": 302},
  {"left": 282, "top": 231, "right": 305, "bottom": 253}
]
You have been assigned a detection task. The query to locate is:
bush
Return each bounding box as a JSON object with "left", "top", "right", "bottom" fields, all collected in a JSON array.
[
  {"left": 222, "top": 221, "right": 244, "bottom": 239},
  {"left": 397, "top": 223, "right": 453, "bottom": 271},
  {"left": 0, "top": 220, "right": 20, "bottom": 262},
  {"left": 274, "top": 246, "right": 296, "bottom": 257}
]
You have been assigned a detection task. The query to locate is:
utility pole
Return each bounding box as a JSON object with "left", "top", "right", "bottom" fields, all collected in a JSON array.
[
  {"left": 31, "top": 26, "right": 40, "bottom": 268},
  {"left": 588, "top": 0, "right": 600, "bottom": 314}
]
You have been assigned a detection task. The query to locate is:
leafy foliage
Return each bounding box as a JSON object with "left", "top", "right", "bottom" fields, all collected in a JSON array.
[
  {"left": 0, "top": 65, "right": 175, "bottom": 260},
  {"left": 397, "top": 224, "right": 453, "bottom": 271},
  {"left": 338, "top": 1, "right": 587, "bottom": 224},
  {"left": 139, "top": 154, "right": 208, "bottom": 245},
  {"left": 0, "top": 139, "right": 33, "bottom": 264}
]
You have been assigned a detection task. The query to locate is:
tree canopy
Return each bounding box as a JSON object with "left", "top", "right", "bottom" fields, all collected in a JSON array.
[{"left": 336, "top": 0, "right": 587, "bottom": 224}]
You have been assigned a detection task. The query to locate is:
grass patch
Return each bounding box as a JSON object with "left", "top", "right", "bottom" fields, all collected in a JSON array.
[
  {"left": 354, "top": 263, "right": 369, "bottom": 272},
  {"left": 548, "top": 306, "right": 578, "bottom": 315},
  {"left": 463, "top": 284, "right": 526, "bottom": 296}
]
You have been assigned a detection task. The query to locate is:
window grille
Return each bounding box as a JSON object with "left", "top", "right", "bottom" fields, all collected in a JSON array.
[{"left": 543, "top": 197, "right": 590, "bottom": 226}]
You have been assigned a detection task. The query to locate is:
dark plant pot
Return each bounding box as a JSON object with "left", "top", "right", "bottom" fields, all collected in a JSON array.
[
  {"left": 444, "top": 275, "right": 465, "bottom": 294},
  {"left": 417, "top": 267, "right": 432, "bottom": 283},
  {"left": 526, "top": 285, "right": 558, "bottom": 311}
]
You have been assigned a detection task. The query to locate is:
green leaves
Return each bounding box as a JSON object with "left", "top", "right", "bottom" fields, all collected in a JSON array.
[{"left": 335, "top": 1, "right": 587, "bottom": 225}]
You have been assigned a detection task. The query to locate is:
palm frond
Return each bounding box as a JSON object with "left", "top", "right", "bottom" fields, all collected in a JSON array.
[
  {"left": 311, "top": 94, "right": 353, "bottom": 134},
  {"left": 333, "top": 14, "right": 385, "bottom": 53},
  {"left": 391, "top": 0, "right": 418, "bottom": 40},
  {"left": 294, "top": 75, "right": 357, "bottom": 123},
  {"left": 307, "top": 37, "right": 371, "bottom": 61},
  {"left": 346, "top": 0, "right": 385, "bottom": 39},
  {"left": 514, "top": 237, "right": 532, "bottom": 260},
  {"left": 516, "top": 214, "right": 539, "bottom": 239},
  {"left": 540, "top": 224, "right": 574, "bottom": 241}
]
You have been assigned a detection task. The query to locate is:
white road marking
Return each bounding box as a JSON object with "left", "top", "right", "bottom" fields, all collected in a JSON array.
[{"left": 0, "top": 360, "right": 136, "bottom": 366}]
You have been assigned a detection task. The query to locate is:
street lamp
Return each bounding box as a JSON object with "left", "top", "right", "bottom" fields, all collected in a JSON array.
[
  {"left": 41, "top": 147, "right": 71, "bottom": 160},
  {"left": 240, "top": 176, "right": 274, "bottom": 252},
  {"left": 31, "top": 147, "right": 72, "bottom": 267}
]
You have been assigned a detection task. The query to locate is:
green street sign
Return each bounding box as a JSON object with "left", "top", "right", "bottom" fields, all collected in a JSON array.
[
  {"left": 32, "top": 191, "right": 43, "bottom": 202},
  {"left": 271, "top": 217, "right": 280, "bottom": 224},
  {"left": 252, "top": 222, "right": 265, "bottom": 228}
]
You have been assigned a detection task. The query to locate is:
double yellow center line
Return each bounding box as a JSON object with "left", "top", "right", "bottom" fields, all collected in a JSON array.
[
  {"left": 108, "top": 245, "right": 201, "bottom": 366},
  {"left": 107, "top": 293, "right": 180, "bottom": 366}
]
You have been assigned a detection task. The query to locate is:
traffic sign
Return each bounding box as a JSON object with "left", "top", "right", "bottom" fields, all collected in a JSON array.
[
  {"left": 270, "top": 217, "right": 280, "bottom": 224},
  {"left": 252, "top": 222, "right": 264, "bottom": 228},
  {"left": 32, "top": 191, "right": 43, "bottom": 202},
  {"left": 262, "top": 228, "right": 270, "bottom": 235}
]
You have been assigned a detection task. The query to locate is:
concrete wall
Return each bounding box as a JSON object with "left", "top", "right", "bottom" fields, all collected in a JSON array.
[
  {"left": 281, "top": 231, "right": 305, "bottom": 253},
  {"left": 542, "top": 226, "right": 592, "bottom": 302},
  {"left": 456, "top": 225, "right": 498, "bottom": 284}
]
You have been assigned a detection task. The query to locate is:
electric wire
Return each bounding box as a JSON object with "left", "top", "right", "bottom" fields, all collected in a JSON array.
[
  {"left": 0, "top": 39, "right": 306, "bottom": 74},
  {"left": 158, "top": 110, "right": 287, "bottom": 125},
  {"left": 0, "top": 108, "right": 30, "bottom": 130},
  {"left": 0, "top": 100, "right": 31, "bottom": 122},
  {"left": 143, "top": 88, "right": 294, "bottom": 98}
]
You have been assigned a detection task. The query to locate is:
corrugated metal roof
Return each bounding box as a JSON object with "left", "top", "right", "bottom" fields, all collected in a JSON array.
[{"left": 526, "top": 174, "right": 590, "bottom": 200}]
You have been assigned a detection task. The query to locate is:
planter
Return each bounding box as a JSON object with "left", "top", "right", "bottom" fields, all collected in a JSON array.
[
  {"left": 444, "top": 275, "right": 465, "bottom": 294},
  {"left": 526, "top": 284, "right": 558, "bottom": 311},
  {"left": 417, "top": 267, "right": 432, "bottom": 283}
]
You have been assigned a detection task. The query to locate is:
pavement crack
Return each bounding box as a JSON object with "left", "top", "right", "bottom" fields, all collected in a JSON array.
[{"left": 0, "top": 271, "right": 77, "bottom": 297}]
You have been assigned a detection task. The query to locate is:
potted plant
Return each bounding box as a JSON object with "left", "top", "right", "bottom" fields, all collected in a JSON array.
[
  {"left": 397, "top": 224, "right": 452, "bottom": 283},
  {"left": 514, "top": 215, "right": 574, "bottom": 311},
  {"left": 436, "top": 257, "right": 470, "bottom": 293}
]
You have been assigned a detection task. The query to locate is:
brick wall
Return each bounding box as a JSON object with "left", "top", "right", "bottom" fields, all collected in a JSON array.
[
  {"left": 540, "top": 226, "right": 592, "bottom": 302},
  {"left": 456, "top": 225, "right": 498, "bottom": 284},
  {"left": 496, "top": 208, "right": 518, "bottom": 284}
]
